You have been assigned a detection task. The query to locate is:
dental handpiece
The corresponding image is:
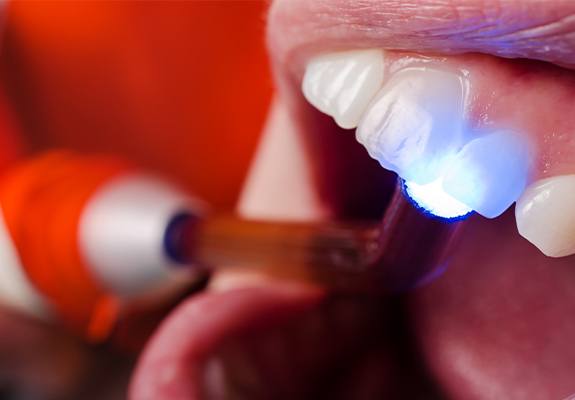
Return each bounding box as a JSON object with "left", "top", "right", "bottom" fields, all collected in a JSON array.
[{"left": 0, "top": 151, "right": 460, "bottom": 342}]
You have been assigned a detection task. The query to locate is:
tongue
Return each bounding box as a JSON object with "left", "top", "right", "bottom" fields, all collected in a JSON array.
[{"left": 129, "top": 282, "right": 322, "bottom": 399}]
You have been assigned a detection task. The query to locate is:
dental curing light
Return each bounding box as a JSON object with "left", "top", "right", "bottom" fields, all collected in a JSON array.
[
  {"left": 0, "top": 151, "right": 460, "bottom": 343},
  {"left": 164, "top": 185, "right": 460, "bottom": 294}
]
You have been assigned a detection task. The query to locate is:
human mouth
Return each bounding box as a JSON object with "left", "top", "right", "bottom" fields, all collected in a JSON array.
[
  {"left": 132, "top": 1, "right": 575, "bottom": 398},
  {"left": 302, "top": 48, "right": 575, "bottom": 254},
  {"left": 263, "top": 0, "right": 575, "bottom": 396},
  {"left": 298, "top": 47, "right": 575, "bottom": 398}
]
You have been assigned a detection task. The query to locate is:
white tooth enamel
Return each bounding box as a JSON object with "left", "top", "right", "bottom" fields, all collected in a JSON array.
[
  {"left": 516, "top": 175, "right": 575, "bottom": 257},
  {"left": 356, "top": 68, "right": 466, "bottom": 184},
  {"left": 441, "top": 131, "right": 530, "bottom": 218},
  {"left": 302, "top": 49, "right": 384, "bottom": 129}
]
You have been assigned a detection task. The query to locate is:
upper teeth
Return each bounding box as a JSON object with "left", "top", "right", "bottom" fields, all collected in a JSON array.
[
  {"left": 516, "top": 175, "right": 575, "bottom": 257},
  {"left": 356, "top": 67, "right": 466, "bottom": 185},
  {"left": 302, "top": 49, "right": 384, "bottom": 129},
  {"left": 301, "top": 49, "right": 532, "bottom": 221}
]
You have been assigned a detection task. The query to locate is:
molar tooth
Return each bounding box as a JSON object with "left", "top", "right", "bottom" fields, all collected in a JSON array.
[
  {"left": 302, "top": 49, "right": 384, "bottom": 129},
  {"left": 356, "top": 68, "right": 466, "bottom": 184},
  {"left": 515, "top": 175, "right": 575, "bottom": 257},
  {"left": 441, "top": 131, "right": 530, "bottom": 218}
]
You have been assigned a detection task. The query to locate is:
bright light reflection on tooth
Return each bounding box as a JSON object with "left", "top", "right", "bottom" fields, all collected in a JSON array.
[
  {"left": 441, "top": 131, "right": 530, "bottom": 219},
  {"left": 403, "top": 178, "right": 473, "bottom": 220}
]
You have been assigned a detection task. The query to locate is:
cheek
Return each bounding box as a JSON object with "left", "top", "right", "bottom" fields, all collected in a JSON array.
[{"left": 1, "top": 2, "right": 273, "bottom": 209}]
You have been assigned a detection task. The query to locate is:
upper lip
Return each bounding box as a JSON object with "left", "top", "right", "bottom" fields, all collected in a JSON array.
[{"left": 267, "top": 0, "right": 575, "bottom": 77}]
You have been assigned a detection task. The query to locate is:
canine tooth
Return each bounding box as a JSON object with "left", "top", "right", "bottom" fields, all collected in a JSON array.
[
  {"left": 356, "top": 68, "right": 465, "bottom": 184},
  {"left": 442, "top": 131, "right": 530, "bottom": 218},
  {"left": 302, "top": 49, "right": 384, "bottom": 129},
  {"left": 515, "top": 175, "right": 575, "bottom": 257}
]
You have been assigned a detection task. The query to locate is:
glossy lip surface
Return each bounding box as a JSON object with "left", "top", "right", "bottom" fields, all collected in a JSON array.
[{"left": 130, "top": 284, "right": 324, "bottom": 399}]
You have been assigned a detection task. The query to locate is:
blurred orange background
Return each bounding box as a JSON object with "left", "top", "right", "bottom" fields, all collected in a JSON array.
[{"left": 0, "top": 0, "right": 273, "bottom": 210}]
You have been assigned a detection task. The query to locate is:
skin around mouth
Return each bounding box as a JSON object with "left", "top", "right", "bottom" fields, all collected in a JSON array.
[{"left": 131, "top": 1, "right": 575, "bottom": 399}]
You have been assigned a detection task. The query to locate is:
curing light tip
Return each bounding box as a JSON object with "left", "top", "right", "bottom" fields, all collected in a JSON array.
[{"left": 402, "top": 178, "right": 473, "bottom": 220}]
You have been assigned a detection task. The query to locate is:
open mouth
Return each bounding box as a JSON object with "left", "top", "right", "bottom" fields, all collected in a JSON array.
[{"left": 131, "top": 1, "right": 575, "bottom": 399}]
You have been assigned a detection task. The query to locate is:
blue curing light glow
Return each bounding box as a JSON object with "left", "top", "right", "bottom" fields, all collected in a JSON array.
[{"left": 402, "top": 178, "right": 473, "bottom": 220}]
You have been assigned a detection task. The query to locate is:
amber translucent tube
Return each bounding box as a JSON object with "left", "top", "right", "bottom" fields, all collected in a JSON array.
[{"left": 165, "top": 185, "right": 462, "bottom": 293}]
